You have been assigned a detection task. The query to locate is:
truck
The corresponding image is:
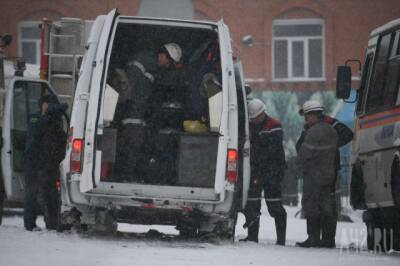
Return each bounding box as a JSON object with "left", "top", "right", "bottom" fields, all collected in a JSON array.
[
  {"left": 336, "top": 18, "right": 400, "bottom": 251},
  {"left": 0, "top": 18, "right": 90, "bottom": 224}
]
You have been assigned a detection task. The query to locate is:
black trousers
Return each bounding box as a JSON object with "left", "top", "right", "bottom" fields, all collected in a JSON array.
[
  {"left": 24, "top": 164, "right": 59, "bottom": 230},
  {"left": 24, "top": 163, "right": 39, "bottom": 230},
  {"left": 243, "top": 177, "right": 287, "bottom": 241},
  {"left": 37, "top": 168, "right": 60, "bottom": 229}
]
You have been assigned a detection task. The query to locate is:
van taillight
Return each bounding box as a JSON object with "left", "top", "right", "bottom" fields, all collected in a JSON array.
[
  {"left": 70, "top": 139, "right": 83, "bottom": 173},
  {"left": 226, "top": 149, "right": 238, "bottom": 183}
]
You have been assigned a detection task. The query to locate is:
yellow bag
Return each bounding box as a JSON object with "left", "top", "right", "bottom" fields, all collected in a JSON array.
[{"left": 183, "top": 120, "right": 208, "bottom": 134}]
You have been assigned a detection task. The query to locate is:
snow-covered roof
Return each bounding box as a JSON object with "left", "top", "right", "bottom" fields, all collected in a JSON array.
[
  {"left": 2, "top": 60, "right": 40, "bottom": 88},
  {"left": 370, "top": 17, "right": 400, "bottom": 38}
]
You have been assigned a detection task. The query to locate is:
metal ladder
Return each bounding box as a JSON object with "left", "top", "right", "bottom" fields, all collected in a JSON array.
[{"left": 46, "top": 21, "right": 85, "bottom": 108}]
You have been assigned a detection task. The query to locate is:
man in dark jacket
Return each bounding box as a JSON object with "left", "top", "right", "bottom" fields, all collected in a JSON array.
[
  {"left": 38, "top": 95, "right": 67, "bottom": 229},
  {"left": 24, "top": 94, "right": 67, "bottom": 230},
  {"left": 240, "top": 98, "right": 287, "bottom": 245},
  {"left": 24, "top": 105, "right": 43, "bottom": 231},
  {"left": 296, "top": 100, "right": 353, "bottom": 248},
  {"left": 296, "top": 100, "right": 339, "bottom": 248},
  {"left": 114, "top": 43, "right": 183, "bottom": 181}
]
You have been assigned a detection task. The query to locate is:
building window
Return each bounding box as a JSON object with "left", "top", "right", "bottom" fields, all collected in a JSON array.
[
  {"left": 18, "top": 21, "right": 41, "bottom": 64},
  {"left": 272, "top": 19, "right": 324, "bottom": 81}
]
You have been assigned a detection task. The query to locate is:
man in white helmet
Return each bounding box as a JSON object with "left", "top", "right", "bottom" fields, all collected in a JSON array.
[
  {"left": 240, "top": 98, "right": 287, "bottom": 245},
  {"left": 296, "top": 100, "right": 339, "bottom": 248},
  {"left": 296, "top": 100, "right": 353, "bottom": 248},
  {"left": 114, "top": 43, "right": 183, "bottom": 181}
]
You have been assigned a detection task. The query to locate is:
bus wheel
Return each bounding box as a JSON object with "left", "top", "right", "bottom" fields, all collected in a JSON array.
[
  {"left": 391, "top": 157, "right": 400, "bottom": 209},
  {"left": 0, "top": 178, "right": 4, "bottom": 226},
  {"left": 350, "top": 162, "right": 367, "bottom": 210},
  {"left": 0, "top": 190, "right": 3, "bottom": 226}
]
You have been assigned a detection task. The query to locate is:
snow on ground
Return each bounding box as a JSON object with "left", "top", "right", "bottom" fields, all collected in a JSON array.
[{"left": 1, "top": 204, "right": 399, "bottom": 266}]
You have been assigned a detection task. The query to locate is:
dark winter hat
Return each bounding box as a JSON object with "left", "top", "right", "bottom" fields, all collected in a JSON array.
[{"left": 38, "top": 94, "right": 59, "bottom": 108}]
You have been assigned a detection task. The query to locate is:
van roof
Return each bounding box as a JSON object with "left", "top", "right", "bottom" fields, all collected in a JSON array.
[
  {"left": 370, "top": 18, "right": 400, "bottom": 38},
  {"left": 118, "top": 15, "right": 219, "bottom": 28}
]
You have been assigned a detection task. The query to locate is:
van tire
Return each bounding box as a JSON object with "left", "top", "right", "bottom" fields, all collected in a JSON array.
[
  {"left": 214, "top": 213, "right": 237, "bottom": 242},
  {"left": 88, "top": 211, "right": 117, "bottom": 235}
]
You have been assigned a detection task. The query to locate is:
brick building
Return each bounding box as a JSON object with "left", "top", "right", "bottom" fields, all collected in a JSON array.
[{"left": 1, "top": 0, "right": 400, "bottom": 91}]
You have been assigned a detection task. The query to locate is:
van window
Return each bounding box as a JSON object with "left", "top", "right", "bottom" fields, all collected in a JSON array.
[
  {"left": 366, "top": 33, "right": 392, "bottom": 112},
  {"left": 12, "top": 81, "right": 52, "bottom": 172},
  {"left": 13, "top": 81, "right": 48, "bottom": 130}
]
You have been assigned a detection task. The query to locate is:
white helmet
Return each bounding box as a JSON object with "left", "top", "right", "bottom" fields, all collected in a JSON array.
[
  {"left": 164, "top": 43, "right": 182, "bottom": 63},
  {"left": 248, "top": 98, "right": 266, "bottom": 119},
  {"left": 299, "top": 100, "right": 324, "bottom": 115}
]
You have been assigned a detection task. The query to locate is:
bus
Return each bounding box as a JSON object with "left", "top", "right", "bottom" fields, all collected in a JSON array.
[{"left": 336, "top": 18, "right": 400, "bottom": 251}]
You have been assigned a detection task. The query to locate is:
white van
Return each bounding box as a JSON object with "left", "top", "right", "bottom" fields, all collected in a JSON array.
[
  {"left": 0, "top": 58, "right": 67, "bottom": 217},
  {"left": 59, "top": 9, "right": 250, "bottom": 238}
]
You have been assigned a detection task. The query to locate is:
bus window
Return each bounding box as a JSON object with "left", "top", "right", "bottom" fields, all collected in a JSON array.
[
  {"left": 385, "top": 31, "right": 400, "bottom": 106},
  {"left": 357, "top": 54, "right": 373, "bottom": 114},
  {"left": 366, "top": 33, "right": 392, "bottom": 112}
]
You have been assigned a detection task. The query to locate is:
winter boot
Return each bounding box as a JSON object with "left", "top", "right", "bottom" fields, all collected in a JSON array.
[
  {"left": 320, "top": 215, "right": 336, "bottom": 248},
  {"left": 296, "top": 218, "right": 321, "bottom": 248},
  {"left": 275, "top": 215, "right": 287, "bottom": 246},
  {"left": 240, "top": 218, "right": 259, "bottom": 243}
]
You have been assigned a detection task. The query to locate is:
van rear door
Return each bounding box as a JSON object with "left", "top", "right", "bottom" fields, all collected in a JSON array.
[
  {"left": 214, "top": 20, "right": 239, "bottom": 201},
  {"left": 80, "top": 9, "right": 118, "bottom": 193},
  {"left": 1, "top": 79, "right": 57, "bottom": 201}
]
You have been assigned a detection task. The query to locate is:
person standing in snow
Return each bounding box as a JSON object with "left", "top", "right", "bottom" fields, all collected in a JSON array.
[
  {"left": 296, "top": 100, "right": 338, "bottom": 248},
  {"left": 240, "top": 98, "right": 287, "bottom": 245},
  {"left": 24, "top": 94, "right": 67, "bottom": 231},
  {"left": 296, "top": 100, "right": 353, "bottom": 248},
  {"left": 114, "top": 43, "right": 183, "bottom": 182}
]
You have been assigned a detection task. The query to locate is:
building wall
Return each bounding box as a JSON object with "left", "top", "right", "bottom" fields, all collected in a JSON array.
[
  {"left": 1, "top": 0, "right": 400, "bottom": 91},
  {"left": 193, "top": 0, "right": 400, "bottom": 91},
  {"left": 0, "top": 0, "right": 141, "bottom": 57}
]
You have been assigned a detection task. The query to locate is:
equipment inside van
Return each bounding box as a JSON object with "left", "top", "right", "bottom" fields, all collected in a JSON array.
[{"left": 99, "top": 22, "right": 223, "bottom": 187}]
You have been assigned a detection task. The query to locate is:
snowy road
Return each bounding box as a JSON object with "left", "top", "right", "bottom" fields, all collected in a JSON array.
[{"left": 1, "top": 206, "right": 399, "bottom": 266}]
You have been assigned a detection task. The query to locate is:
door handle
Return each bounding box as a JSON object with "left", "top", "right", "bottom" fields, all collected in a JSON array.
[{"left": 7, "top": 150, "right": 11, "bottom": 154}]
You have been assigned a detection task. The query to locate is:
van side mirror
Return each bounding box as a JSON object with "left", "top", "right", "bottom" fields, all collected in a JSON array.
[{"left": 336, "top": 66, "right": 352, "bottom": 99}]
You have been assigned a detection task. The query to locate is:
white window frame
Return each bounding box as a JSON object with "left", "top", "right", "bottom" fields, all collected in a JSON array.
[
  {"left": 272, "top": 18, "right": 325, "bottom": 82},
  {"left": 17, "top": 21, "right": 41, "bottom": 65}
]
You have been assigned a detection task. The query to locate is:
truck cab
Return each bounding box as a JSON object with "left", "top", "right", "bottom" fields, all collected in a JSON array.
[
  {"left": 59, "top": 9, "right": 250, "bottom": 238},
  {"left": 1, "top": 76, "right": 59, "bottom": 205}
]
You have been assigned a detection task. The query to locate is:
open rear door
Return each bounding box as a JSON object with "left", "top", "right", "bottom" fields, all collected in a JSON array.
[
  {"left": 1, "top": 78, "right": 57, "bottom": 201},
  {"left": 214, "top": 20, "right": 239, "bottom": 201},
  {"left": 80, "top": 9, "right": 118, "bottom": 193}
]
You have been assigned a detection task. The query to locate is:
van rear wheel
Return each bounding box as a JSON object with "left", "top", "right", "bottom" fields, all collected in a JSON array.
[{"left": 214, "top": 214, "right": 237, "bottom": 242}]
